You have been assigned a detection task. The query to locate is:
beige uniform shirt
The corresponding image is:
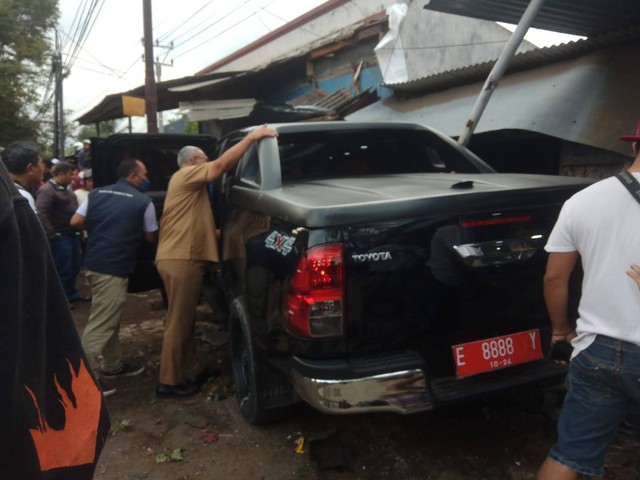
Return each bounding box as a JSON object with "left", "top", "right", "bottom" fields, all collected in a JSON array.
[{"left": 156, "top": 162, "right": 219, "bottom": 262}]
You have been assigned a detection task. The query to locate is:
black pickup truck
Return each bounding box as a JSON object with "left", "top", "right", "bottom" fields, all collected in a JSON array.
[{"left": 91, "top": 122, "right": 591, "bottom": 424}]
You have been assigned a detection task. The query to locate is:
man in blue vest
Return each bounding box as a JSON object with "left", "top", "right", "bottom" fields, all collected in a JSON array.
[{"left": 71, "top": 159, "right": 158, "bottom": 396}]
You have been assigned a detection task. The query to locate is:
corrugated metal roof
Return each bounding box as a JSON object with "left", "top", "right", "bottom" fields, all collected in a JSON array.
[
  {"left": 348, "top": 42, "right": 640, "bottom": 156},
  {"left": 423, "top": 0, "right": 640, "bottom": 36},
  {"left": 76, "top": 12, "right": 387, "bottom": 125},
  {"left": 288, "top": 88, "right": 351, "bottom": 110},
  {"left": 287, "top": 87, "right": 379, "bottom": 118},
  {"left": 386, "top": 25, "right": 640, "bottom": 94}
]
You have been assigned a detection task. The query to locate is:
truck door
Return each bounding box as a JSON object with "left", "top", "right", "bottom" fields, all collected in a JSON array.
[{"left": 90, "top": 133, "right": 216, "bottom": 293}]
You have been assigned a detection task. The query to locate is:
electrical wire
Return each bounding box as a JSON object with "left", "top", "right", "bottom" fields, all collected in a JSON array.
[
  {"left": 172, "top": 0, "right": 281, "bottom": 60},
  {"left": 64, "top": 0, "right": 106, "bottom": 73},
  {"left": 170, "top": 0, "right": 257, "bottom": 51},
  {"left": 259, "top": 3, "right": 324, "bottom": 39},
  {"left": 58, "top": 28, "right": 125, "bottom": 77},
  {"left": 61, "top": 0, "right": 90, "bottom": 54},
  {"left": 155, "top": 1, "right": 211, "bottom": 44}
]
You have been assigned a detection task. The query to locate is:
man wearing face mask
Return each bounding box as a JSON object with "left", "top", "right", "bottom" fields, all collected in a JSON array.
[{"left": 70, "top": 159, "right": 158, "bottom": 396}]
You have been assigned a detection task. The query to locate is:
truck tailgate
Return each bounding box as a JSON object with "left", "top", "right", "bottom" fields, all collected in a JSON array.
[{"left": 342, "top": 198, "right": 575, "bottom": 378}]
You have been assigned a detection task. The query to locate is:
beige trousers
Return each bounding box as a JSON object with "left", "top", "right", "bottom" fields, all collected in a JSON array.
[
  {"left": 81, "top": 270, "right": 128, "bottom": 373},
  {"left": 156, "top": 259, "right": 212, "bottom": 385}
]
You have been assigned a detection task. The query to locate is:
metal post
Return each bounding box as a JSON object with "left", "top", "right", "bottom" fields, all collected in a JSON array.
[
  {"left": 154, "top": 41, "right": 173, "bottom": 133},
  {"left": 156, "top": 62, "right": 164, "bottom": 132},
  {"left": 53, "top": 59, "right": 59, "bottom": 158},
  {"left": 52, "top": 28, "right": 64, "bottom": 158},
  {"left": 458, "top": 0, "right": 546, "bottom": 146},
  {"left": 58, "top": 52, "right": 64, "bottom": 158},
  {"left": 143, "top": 0, "right": 158, "bottom": 133}
]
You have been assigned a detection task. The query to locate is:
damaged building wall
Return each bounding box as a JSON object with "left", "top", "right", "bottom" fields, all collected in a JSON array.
[
  {"left": 350, "top": 42, "right": 640, "bottom": 178},
  {"left": 195, "top": 0, "right": 535, "bottom": 108},
  {"left": 200, "top": 0, "right": 398, "bottom": 74},
  {"left": 378, "top": 1, "right": 535, "bottom": 85}
]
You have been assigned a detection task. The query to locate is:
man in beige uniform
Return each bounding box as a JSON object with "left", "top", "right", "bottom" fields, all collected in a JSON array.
[{"left": 155, "top": 124, "right": 278, "bottom": 397}]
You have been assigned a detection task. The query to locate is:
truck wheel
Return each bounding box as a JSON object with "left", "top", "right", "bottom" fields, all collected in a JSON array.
[{"left": 229, "top": 298, "right": 285, "bottom": 424}]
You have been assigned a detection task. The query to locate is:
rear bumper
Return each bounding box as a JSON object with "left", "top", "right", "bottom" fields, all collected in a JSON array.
[
  {"left": 291, "top": 352, "right": 433, "bottom": 414},
  {"left": 430, "top": 359, "right": 567, "bottom": 404},
  {"left": 291, "top": 354, "right": 567, "bottom": 415}
]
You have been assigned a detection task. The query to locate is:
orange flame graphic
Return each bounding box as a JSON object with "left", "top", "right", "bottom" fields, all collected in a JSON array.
[{"left": 24, "top": 358, "right": 103, "bottom": 472}]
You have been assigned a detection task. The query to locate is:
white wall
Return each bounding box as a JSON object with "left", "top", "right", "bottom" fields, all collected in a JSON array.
[
  {"left": 209, "top": 0, "right": 534, "bottom": 83},
  {"left": 211, "top": 0, "right": 397, "bottom": 73},
  {"left": 394, "top": 2, "right": 535, "bottom": 83}
]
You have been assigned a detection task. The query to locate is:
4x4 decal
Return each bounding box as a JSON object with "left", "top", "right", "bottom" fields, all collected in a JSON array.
[{"left": 265, "top": 231, "right": 295, "bottom": 256}]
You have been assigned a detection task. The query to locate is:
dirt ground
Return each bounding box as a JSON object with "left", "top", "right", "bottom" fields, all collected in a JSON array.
[{"left": 70, "top": 283, "right": 640, "bottom": 480}]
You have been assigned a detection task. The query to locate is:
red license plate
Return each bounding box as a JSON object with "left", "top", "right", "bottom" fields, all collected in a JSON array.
[{"left": 452, "top": 329, "right": 543, "bottom": 377}]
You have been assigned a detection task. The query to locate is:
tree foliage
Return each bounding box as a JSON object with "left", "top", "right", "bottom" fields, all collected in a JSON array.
[
  {"left": 76, "top": 120, "right": 118, "bottom": 142},
  {"left": 0, "top": 0, "right": 59, "bottom": 147}
]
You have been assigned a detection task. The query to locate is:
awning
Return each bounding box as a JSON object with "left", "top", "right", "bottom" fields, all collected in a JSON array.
[
  {"left": 75, "top": 71, "right": 245, "bottom": 124},
  {"left": 179, "top": 99, "right": 257, "bottom": 122},
  {"left": 348, "top": 43, "right": 640, "bottom": 156}
]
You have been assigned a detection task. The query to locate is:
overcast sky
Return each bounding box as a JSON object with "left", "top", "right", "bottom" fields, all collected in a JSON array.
[
  {"left": 56, "top": 0, "right": 580, "bottom": 130},
  {"left": 58, "top": 0, "right": 327, "bottom": 120}
]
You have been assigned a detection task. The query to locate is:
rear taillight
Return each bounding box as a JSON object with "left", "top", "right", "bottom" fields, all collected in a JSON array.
[{"left": 284, "top": 244, "right": 344, "bottom": 338}]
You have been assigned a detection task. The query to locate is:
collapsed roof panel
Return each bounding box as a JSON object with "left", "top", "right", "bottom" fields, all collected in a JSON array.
[{"left": 423, "top": 0, "right": 640, "bottom": 36}]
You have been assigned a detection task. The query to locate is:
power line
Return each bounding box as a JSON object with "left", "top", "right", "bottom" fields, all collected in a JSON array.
[
  {"left": 155, "top": 1, "right": 211, "bottom": 44},
  {"left": 171, "top": 0, "right": 256, "bottom": 51},
  {"left": 260, "top": 4, "right": 323, "bottom": 38},
  {"left": 61, "top": 0, "right": 90, "bottom": 65},
  {"left": 172, "top": 0, "right": 280, "bottom": 60},
  {"left": 58, "top": 28, "right": 125, "bottom": 77},
  {"left": 61, "top": 0, "right": 90, "bottom": 54},
  {"left": 65, "top": 0, "right": 105, "bottom": 73},
  {"left": 375, "top": 40, "right": 510, "bottom": 51}
]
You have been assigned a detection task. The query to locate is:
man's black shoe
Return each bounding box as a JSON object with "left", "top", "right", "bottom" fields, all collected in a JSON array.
[
  {"left": 102, "top": 362, "right": 145, "bottom": 379},
  {"left": 155, "top": 382, "right": 200, "bottom": 398}
]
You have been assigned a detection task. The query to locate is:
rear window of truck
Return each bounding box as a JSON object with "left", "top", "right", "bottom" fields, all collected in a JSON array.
[{"left": 278, "top": 129, "right": 488, "bottom": 184}]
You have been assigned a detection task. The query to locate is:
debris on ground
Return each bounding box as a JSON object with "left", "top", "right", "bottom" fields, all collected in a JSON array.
[
  {"left": 203, "top": 433, "right": 219, "bottom": 445},
  {"left": 110, "top": 419, "right": 132, "bottom": 436},
  {"left": 155, "top": 448, "right": 184, "bottom": 463}
]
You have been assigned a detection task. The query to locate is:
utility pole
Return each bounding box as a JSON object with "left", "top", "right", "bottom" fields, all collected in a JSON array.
[
  {"left": 143, "top": 0, "right": 158, "bottom": 133},
  {"left": 52, "top": 28, "right": 64, "bottom": 159},
  {"left": 458, "top": 0, "right": 545, "bottom": 146},
  {"left": 154, "top": 40, "right": 173, "bottom": 133}
]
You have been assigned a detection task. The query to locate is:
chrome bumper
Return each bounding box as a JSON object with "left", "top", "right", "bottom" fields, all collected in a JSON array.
[{"left": 292, "top": 368, "right": 433, "bottom": 415}]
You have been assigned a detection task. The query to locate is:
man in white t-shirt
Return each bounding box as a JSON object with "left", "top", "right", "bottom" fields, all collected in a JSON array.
[
  {"left": 1, "top": 142, "right": 44, "bottom": 213},
  {"left": 536, "top": 124, "right": 640, "bottom": 479}
]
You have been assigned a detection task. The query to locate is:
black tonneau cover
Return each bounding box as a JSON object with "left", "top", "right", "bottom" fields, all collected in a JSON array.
[{"left": 230, "top": 173, "right": 592, "bottom": 227}]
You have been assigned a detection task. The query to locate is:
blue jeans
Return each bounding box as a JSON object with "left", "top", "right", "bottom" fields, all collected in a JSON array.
[
  {"left": 548, "top": 335, "right": 640, "bottom": 476},
  {"left": 50, "top": 235, "right": 82, "bottom": 301}
]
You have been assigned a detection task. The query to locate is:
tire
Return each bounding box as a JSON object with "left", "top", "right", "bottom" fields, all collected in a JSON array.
[{"left": 229, "top": 298, "right": 288, "bottom": 424}]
